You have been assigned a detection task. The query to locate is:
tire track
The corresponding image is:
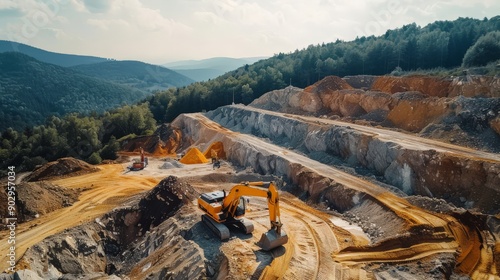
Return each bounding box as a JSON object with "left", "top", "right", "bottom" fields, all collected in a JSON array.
[{"left": 0, "top": 164, "right": 160, "bottom": 271}]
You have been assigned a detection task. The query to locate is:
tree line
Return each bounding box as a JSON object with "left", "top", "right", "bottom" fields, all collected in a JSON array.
[
  {"left": 0, "top": 52, "right": 151, "bottom": 131},
  {"left": 147, "top": 17, "right": 500, "bottom": 123},
  {"left": 0, "top": 104, "right": 156, "bottom": 174},
  {"left": 1, "top": 16, "right": 499, "bottom": 175}
]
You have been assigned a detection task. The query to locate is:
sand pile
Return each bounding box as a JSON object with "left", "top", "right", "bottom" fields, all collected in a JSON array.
[
  {"left": 304, "top": 75, "right": 353, "bottom": 93},
  {"left": 203, "top": 141, "right": 226, "bottom": 159},
  {"left": 179, "top": 147, "right": 209, "bottom": 164},
  {"left": 25, "top": 157, "right": 99, "bottom": 182},
  {"left": 159, "top": 158, "right": 184, "bottom": 169}
]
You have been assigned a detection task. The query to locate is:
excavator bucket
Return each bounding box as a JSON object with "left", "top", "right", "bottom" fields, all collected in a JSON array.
[{"left": 256, "top": 229, "right": 288, "bottom": 251}]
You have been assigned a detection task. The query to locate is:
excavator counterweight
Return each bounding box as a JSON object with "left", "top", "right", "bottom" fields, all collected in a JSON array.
[{"left": 197, "top": 181, "right": 288, "bottom": 251}]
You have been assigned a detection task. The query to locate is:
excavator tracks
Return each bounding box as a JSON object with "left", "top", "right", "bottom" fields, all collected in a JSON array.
[{"left": 202, "top": 214, "right": 231, "bottom": 240}]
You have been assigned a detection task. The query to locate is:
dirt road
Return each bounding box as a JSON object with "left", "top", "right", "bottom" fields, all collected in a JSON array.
[
  {"left": 1, "top": 107, "right": 498, "bottom": 278},
  {"left": 237, "top": 104, "right": 500, "bottom": 162},
  {"left": 186, "top": 112, "right": 499, "bottom": 279},
  {"left": 0, "top": 164, "right": 161, "bottom": 271}
]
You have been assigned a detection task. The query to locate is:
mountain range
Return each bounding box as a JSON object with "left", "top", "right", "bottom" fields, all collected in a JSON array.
[
  {"left": 0, "top": 40, "right": 262, "bottom": 130},
  {"left": 0, "top": 40, "right": 108, "bottom": 67},
  {"left": 72, "top": 60, "right": 194, "bottom": 91},
  {"left": 0, "top": 52, "right": 152, "bottom": 131},
  {"left": 164, "top": 56, "right": 266, "bottom": 81}
]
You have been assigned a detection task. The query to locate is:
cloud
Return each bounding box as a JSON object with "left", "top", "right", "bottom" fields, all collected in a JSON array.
[
  {"left": 119, "top": 0, "right": 185, "bottom": 32},
  {"left": 0, "top": 7, "right": 22, "bottom": 18},
  {"left": 81, "top": 0, "right": 190, "bottom": 34},
  {"left": 0, "top": 0, "right": 17, "bottom": 10},
  {"left": 87, "top": 18, "right": 129, "bottom": 30},
  {"left": 2, "top": 0, "right": 500, "bottom": 62},
  {"left": 81, "top": 0, "right": 113, "bottom": 13}
]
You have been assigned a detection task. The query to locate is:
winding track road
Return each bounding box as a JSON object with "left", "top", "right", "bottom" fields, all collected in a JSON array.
[
  {"left": 1, "top": 106, "right": 498, "bottom": 279},
  {"left": 187, "top": 111, "right": 499, "bottom": 279}
]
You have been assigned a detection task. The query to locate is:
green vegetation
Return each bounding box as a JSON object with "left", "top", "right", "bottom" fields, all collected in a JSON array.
[
  {"left": 72, "top": 60, "right": 194, "bottom": 91},
  {"left": 0, "top": 40, "right": 107, "bottom": 67},
  {"left": 146, "top": 17, "right": 500, "bottom": 122},
  {"left": 462, "top": 31, "right": 500, "bottom": 67},
  {"left": 0, "top": 104, "right": 156, "bottom": 174},
  {"left": 0, "top": 52, "right": 151, "bottom": 131},
  {"left": 1, "top": 16, "right": 499, "bottom": 175}
]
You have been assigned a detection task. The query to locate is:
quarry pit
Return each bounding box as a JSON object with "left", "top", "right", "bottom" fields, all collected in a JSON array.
[{"left": 0, "top": 75, "right": 499, "bottom": 280}]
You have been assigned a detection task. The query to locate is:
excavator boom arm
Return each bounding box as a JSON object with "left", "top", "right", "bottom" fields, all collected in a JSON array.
[
  {"left": 198, "top": 181, "right": 288, "bottom": 251},
  {"left": 222, "top": 182, "right": 281, "bottom": 229}
]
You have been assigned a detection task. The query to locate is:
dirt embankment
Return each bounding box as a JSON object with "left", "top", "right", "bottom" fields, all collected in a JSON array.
[
  {"left": 174, "top": 112, "right": 500, "bottom": 279},
  {"left": 121, "top": 124, "right": 182, "bottom": 156},
  {"left": 25, "top": 157, "right": 99, "bottom": 182},
  {"left": 17, "top": 176, "right": 207, "bottom": 279},
  {"left": 0, "top": 181, "right": 80, "bottom": 226},
  {"left": 370, "top": 75, "right": 500, "bottom": 98},
  {"left": 251, "top": 75, "right": 500, "bottom": 152},
  {"left": 207, "top": 105, "right": 500, "bottom": 214}
]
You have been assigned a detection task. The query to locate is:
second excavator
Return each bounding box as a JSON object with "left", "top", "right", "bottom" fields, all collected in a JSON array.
[{"left": 197, "top": 181, "right": 288, "bottom": 251}]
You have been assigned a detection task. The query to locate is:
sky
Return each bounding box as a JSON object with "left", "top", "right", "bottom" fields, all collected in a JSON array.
[{"left": 0, "top": 0, "right": 499, "bottom": 64}]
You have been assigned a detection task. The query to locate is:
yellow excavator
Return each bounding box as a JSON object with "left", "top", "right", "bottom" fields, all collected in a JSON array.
[{"left": 197, "top": 181, "right": 288, "bottom": 251}]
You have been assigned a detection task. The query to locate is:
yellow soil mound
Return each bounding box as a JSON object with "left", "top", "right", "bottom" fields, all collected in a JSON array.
[
  {"left": 203, "top": 141, "right": 226, "bottom": 159},
  {"left": 304, "top": 75, "right": 353, "bottom": 93},
  {"left": 371, "top": 76, "right": 451, "bottom": 97},
  {"left": 179, "top": 147, "right": 209, "bottom": 164},
  {"left": 26, "top": 157, "right": 99, "bottom": 182}
]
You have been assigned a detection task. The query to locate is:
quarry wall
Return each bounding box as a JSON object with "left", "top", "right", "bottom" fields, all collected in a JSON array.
[{"left": 200, "top": 106, "right": 500, "bottom": 214}]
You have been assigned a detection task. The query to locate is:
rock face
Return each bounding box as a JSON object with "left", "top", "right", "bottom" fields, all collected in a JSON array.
[
  {"left": 204, "top": 105, "right": 500, "bottom": 214},
  {"left": 249, "top": 75, "right": 500, "bottom": 153},
  {"left": 449, "top": 75, "right": 500, "bottom": 98},
  {"left": 371, "top": 76, "right": 452, "bottom": 97},
  {"left": 19, "top": 176, "right": 206, "bottom": 279},
  {"left": 370, "top": 75, "right": 500, "bottom": 98},
  {"left": 121, "top": 124, "right": 182, "bottom": 156}
]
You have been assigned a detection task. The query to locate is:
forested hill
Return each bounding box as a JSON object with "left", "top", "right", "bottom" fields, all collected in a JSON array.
[
  {"left": 147, "top": 16, "right": 500, "bottom": 122},
  {"left": 0, "top": 52, "right": 150, "bottom": 131},
  {"left": 0, "top": 40, "right": 107, "bottom": 67},
  {"left": 71, "top": 60, "right": 194, "bottom": 91},
  {"left": 1, "top": 16, "right": 499, "bottom": 175}
]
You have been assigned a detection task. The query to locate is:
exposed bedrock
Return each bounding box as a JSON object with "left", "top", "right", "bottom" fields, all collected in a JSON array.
[
  {"left": 172, "top": 113, "right": 360, "bottom": 213},
  {"left": 250, "top": 76, "right": 500, "bottom": 151},
  {"left": 204, "top": 106, "right": 500, "bottom": 214},
  {"left": 19, "top": 176, "right": 206, "bottom": 279}
]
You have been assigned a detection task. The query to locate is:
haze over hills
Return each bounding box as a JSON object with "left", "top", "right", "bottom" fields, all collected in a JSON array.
[
  {"left": 71, "top": 60, "right": 194, "bottom": 91},
  {"left": 0, "top": 52, "right": 151, "bottom": 131},
  {"left": 0, "top": 40, "right": 195, "bottom": 91},
  {"left": 164, "top": 56, "right": 267, "bottom": 81},
  {"left": 1, "top": 16, "right": 499, "bottom": 171},
  {"left": 0, "top": 40, "right": 108, "bottom": 67}
]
